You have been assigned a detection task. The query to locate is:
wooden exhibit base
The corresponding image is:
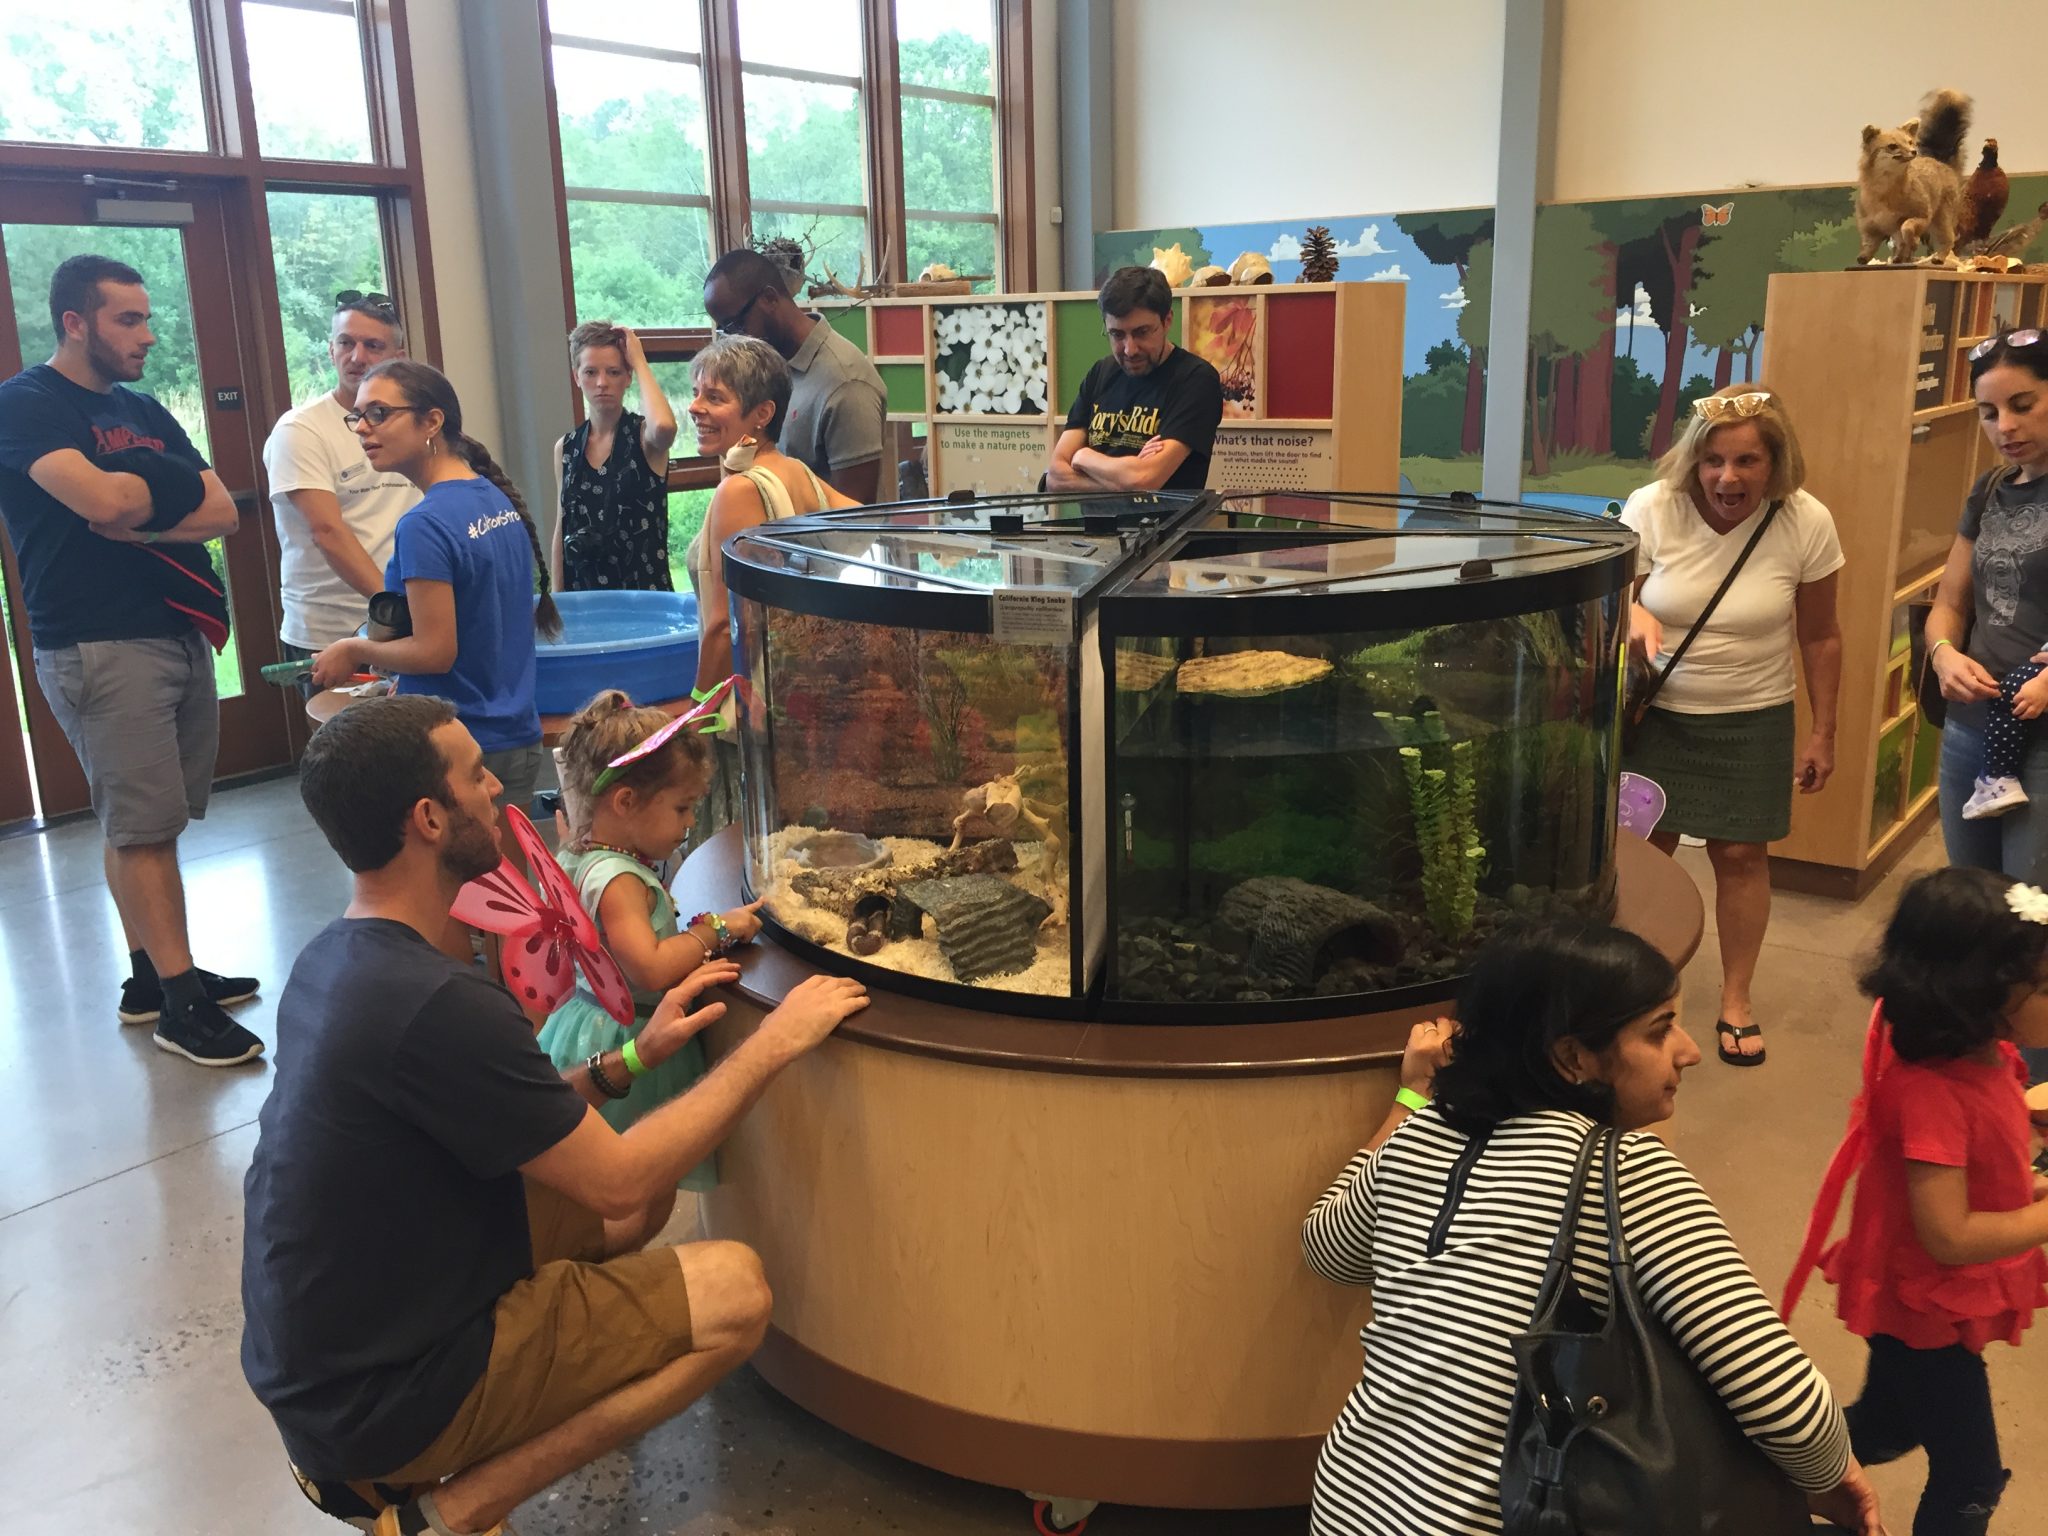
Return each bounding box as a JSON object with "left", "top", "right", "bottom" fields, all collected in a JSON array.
[{"left": 676, "top": 830, "right": 1702, "bottom": 1510}]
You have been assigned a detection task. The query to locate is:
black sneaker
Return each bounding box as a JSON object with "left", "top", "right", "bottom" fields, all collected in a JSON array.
[
  {"left": 152, "top": 997, "right": 266, "bottom": 1067},
  {"left": 119, "top": 967, "right": 261, "bottom": 1025}
]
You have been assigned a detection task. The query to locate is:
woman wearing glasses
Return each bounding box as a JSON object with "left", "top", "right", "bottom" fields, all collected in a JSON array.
[
  {"left": 683, "top": 334, "right": 859, "bottom": 843},
  {"left": 548, "top": 321, "right": 680, "bottom": 593},
  {"left": 1925, "top": 330, "right": 2048, "bottom": 879},
  {"left": 310, "top": 360, "right": 562, "bottom": 819},
  {"left": 1620, "top": 385, "right": 1844, "bottom": 1068}
]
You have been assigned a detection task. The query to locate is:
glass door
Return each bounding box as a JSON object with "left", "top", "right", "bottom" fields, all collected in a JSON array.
[{"left": 0, "top": 178, "right": 292, "bottom": 823}]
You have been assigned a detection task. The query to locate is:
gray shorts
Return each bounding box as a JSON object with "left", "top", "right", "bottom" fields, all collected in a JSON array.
[
  {"left": 483, "top": 740, "right": 544, "bottom": 820},
  {"left": 34, "top": 632, "right": 220, "bottom": 847}
]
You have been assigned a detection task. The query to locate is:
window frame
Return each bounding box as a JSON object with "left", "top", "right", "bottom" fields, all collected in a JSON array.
[
  {"left": 538, "top": 0, "right": 1034, "bottom": 492},
  {"left": 0, "top": 0, "right": 443, "bottom": 403}
]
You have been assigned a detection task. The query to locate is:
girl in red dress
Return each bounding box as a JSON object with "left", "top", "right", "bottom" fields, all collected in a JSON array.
[{"left": 1786, "top": 866, "right": 2048, "bottom": 1536}]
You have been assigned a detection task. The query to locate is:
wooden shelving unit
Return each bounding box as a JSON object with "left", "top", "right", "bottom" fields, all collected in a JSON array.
[
  {"left": 1762, "top": 268, "right": 2048, "bottom": 894},
  {"left": 817, "top": 283, "right": 1404, "bottom": 499}
]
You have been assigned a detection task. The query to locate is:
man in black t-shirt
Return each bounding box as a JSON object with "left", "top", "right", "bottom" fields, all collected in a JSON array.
[
  {"left": 0, "top": 255, "right": 262, "bottom": 1067},
  {"left": 242, "top": 694, "right": 868, "bottom": 1535},
  {"left": 1047, "top": 265, "right": 1224, "bottom": 495}
]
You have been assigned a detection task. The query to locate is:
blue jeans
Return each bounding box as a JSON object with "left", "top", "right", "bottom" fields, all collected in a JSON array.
[{"left": 1940, "top": 703, "right": 2048, "bottom": 1081}]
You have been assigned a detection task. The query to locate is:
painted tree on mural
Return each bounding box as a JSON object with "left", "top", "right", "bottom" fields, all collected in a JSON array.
[
  {"left": 1525, "top": 205, "right": 1614, "bottom": 476},
  {"left": 1691, "top": 189, "right": 1851, "bottom": 387},
  {"left": 1396, "top": 210, "right": 1494, "bottom": 454}
]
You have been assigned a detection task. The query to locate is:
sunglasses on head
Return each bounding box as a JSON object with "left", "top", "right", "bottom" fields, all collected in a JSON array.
[
  {"left": 1691, "top": 391, "right": 1772, "bottom": 424},
  {"left": 336, "top": 289, "right": 398, "bottom": 320},
  {"left": 1971, "top": 329, "right": 2044, "bottom": 362}
]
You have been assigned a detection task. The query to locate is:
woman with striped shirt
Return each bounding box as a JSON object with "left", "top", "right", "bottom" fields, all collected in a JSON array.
[{"left": 1302, "top": 921, "right": 1885, "bottom": 1536}]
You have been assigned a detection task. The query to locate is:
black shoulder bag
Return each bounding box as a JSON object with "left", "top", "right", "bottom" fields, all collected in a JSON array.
[
  {"left": 1500, "top": 1126, "right": 1811, "bottom": 1536},
  {"left": 1623, "top": 502, "right": 1781, "bottom": 752}
]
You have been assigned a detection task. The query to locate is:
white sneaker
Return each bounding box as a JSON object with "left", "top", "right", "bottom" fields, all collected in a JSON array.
[{"left": 1962, "top": 775, "right": 2029, "bottom": 820}]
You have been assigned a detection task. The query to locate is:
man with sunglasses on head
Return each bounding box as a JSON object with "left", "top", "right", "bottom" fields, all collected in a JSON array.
[
  {"left": 1047, "top": 265, "right": 1222, "bottom": 495},
  {"left": 702, "top": 249, "right": 885, "bottom": 502},
  {"left": 261, "top": 291, "right": 421, "bottom": 692}
]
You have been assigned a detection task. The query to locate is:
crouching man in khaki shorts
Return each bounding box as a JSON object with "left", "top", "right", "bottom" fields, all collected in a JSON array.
[{"left": 241, "top": 695, "right": 867, "bottom": 1535}]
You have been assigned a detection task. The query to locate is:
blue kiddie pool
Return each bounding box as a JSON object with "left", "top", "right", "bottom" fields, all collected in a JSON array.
[{"left": 534, "top": 589, "right": 701, "bottom": 715}]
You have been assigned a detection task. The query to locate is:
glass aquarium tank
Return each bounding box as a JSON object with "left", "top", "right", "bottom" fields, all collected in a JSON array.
[
  {"left": 724, "top": 492, "right": 1208, "bottom": 1014},
  {"left": 1097, "top": 492, "right": 1636, "bottom": 1018},
  {"left": 720, "top": 489, "right": 1636, "bottom": 1020}
]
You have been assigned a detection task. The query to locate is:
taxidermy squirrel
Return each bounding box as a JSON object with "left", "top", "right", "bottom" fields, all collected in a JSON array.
[{"left": 1855, "top": 88, "right": 1972, "bottom": 265}]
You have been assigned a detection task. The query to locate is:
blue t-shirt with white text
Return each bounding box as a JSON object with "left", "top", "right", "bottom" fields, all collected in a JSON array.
[{"left": 386, "top": 477, "right": 541, "bottom": 752}]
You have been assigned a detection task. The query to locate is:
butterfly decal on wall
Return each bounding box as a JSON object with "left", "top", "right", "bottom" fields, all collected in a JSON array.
[
  {"left": 452, "top": 804, "right": 637, "bottom": 1025},
  {"left": 1701, "top": 203, "right": 1734, "bottom": 227}
]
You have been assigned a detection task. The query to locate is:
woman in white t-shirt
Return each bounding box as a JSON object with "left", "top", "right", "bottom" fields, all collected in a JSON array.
[{"left": 1620, "top": 385, "right": 1844, "bottom": 1067}]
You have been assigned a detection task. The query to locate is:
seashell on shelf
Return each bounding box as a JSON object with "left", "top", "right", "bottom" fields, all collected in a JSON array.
[
  {"left": 1192, "top": 265, "right": 1231, "bottom": 287},
  {"left": 1150, "top": 243, "right": 1194, "bottom": 288},
  {"left": 917, "top": 261, "right": 957, "bottom": 282},
  {"left": 1228, "top": 251, "right": 1274, "bottom": 285}
]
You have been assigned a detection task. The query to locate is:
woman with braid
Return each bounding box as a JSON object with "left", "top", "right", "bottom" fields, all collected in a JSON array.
[{"left": 313, "top": 361, "right": 561, "bottom": 818}]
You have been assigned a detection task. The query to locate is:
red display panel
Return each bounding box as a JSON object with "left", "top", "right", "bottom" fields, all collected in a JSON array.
[
  {"left": 875, "top": 306, "right": 925, "bottom": 358},
  {"left": 1265, "top": 291, "right": 1337, "bottom": 419}
]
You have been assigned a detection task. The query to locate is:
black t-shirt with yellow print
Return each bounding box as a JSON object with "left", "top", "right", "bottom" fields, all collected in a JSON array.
[{"left": 1061, "top": 345, "right": 1224, "bottom": 493}]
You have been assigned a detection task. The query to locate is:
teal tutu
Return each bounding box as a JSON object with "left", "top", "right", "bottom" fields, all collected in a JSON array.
[{"left": 539, "top": 989, "right": 716, "bottom": 1192}]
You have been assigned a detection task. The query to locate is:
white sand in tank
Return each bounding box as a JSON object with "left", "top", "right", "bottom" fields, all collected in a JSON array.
[{"left": 759, "top": 824, "right": 1071, "bottom": 995}]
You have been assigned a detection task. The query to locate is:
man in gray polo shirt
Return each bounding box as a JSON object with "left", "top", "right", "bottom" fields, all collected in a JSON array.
[{"left": 703, "top": 249, "right": 885, "bottom": 502}]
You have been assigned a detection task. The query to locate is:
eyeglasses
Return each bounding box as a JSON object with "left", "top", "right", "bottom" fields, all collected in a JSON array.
[
  {"left": 1970, "top": 329, "right": 2044, "bottom": 361},
  {"left": 336, "top": 289, "right": 398, "bottom": 320},
  {"left": 1691, "top": 392, "right": 1772, "bottom": 424},
  {"left": 342, "top": 402, "right": 422, "bottom": 430},
  {"left": 715, "top": 287, "right": 769, "bottom": 336}
]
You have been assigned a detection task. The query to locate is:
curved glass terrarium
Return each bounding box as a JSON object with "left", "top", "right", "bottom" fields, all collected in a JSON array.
[
  {"left": 724, "top": 492, "right": 1207, "bottom": 1015},
  {"left": 721, "top": 489, "right": 1637, "bottom": 1020},
  {"left": 1098, "top": 492, "right": 1634, "bottom": 1019}
]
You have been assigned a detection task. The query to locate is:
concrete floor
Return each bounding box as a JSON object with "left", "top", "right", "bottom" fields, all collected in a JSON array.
[{"left": 0, "top": 779, "right": 2040, "bottom": 1534}]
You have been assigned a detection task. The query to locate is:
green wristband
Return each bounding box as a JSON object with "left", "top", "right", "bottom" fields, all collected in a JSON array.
[
  {"left": 1395, "top": 1086, "right": 1431, "bottom": 1113},
  {"left": 621, "top": 1037, "right": 647, "bottom": 1077}
]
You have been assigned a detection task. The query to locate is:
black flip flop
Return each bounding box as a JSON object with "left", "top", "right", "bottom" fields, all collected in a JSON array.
[{"left": 1716, "top": 1019, "right": 1766, "bottom": 1067}]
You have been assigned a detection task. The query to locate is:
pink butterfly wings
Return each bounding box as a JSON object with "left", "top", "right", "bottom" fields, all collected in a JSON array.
[{"left": 451, "top": 805, "right": 638, "bottom": 1025}]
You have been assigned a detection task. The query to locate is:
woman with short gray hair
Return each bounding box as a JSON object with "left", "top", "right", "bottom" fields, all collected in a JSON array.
[{"left": 684, "top": 334, "right": 860, "bottom": 840}]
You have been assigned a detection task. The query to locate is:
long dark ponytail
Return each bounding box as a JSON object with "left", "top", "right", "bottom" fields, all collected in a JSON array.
[{"left": 363, "top": 359, "right": 562, "bottom": 639}]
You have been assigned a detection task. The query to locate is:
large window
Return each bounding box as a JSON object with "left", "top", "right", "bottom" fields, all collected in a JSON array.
[
  {"left": 548, "top": 1, "right": 718, "bottom": 329},
  {"left": 266, "top": 191, "right": 390, "bottom": 404},
  {"left": 544, "top": 0, "right": 1029, "bottom": 337},
  {"left": 898, "top": 0, "right": 997, "bottom": 290},
  {"left": 0, "top": 4, "right": 209, "bottom": 152},
  {"left": 735, "top": 0, "right": 869, "bottom": 288},
  {"left": 0, "top": 0, "right": 441, "bottom": 818},
  {"left": 242, "top": 0, "right": 377, "bottom": 162}
]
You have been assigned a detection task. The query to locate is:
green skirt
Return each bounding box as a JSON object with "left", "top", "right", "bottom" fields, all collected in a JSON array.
[
  {"left": 538, "top": 992, "right": 716, "bottom": 1192},
  {"left": 1622, "top": 702, "right": 1795, "bottom": 844}
]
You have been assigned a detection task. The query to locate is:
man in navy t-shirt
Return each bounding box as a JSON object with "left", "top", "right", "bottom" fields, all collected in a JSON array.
[
  {"left": 0, "top": 255, "right": 263, "bottom": 1067},
  {"left": 242, "top": 694, "right": 869, "bottom": 1533},
  {"left": 1047, "top": 265, "right": 1224, "bottom": 495}
]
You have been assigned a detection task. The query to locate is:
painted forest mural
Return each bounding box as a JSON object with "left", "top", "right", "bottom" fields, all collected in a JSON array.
[{"left": 1098, "top": 174, "right": 2048, "bottom": 503}]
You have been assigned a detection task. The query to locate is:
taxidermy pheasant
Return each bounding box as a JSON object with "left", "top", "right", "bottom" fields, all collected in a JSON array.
[
  {"left": 1985, "top": 202, "right": 2048, "bottom": 262},
  {"left": 1962, "top": 138, "right": 2010, "bottom": 250}
]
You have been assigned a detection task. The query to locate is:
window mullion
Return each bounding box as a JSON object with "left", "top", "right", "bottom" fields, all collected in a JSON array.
[
  {"left": 701, "top": 0, "right": 752, "bottom": 254},
  {"left": 861, "top": 0, "right": 905, "bottom": 285},
  {"left": 993, "top": 0, "right": 1033, "bottom": 291}
]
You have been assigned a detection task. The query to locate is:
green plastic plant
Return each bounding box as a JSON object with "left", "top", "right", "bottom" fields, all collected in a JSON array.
[{"left": 1401, "top": 738, "right": 1485, "bottom": 941}]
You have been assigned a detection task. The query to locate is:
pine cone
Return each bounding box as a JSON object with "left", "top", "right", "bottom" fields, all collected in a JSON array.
[{"left": 1299, "top": 226, "right": 1339, "bottom": 283}]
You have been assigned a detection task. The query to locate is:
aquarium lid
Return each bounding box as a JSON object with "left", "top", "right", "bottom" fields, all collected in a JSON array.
[{"left": 1099, "top": 493, "right": 1636, "bottom": 635}]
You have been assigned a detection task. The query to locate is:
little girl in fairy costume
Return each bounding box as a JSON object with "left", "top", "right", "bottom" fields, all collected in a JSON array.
[{"left": 538, "top": 689, "right": 764, "bottom": 1187}]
